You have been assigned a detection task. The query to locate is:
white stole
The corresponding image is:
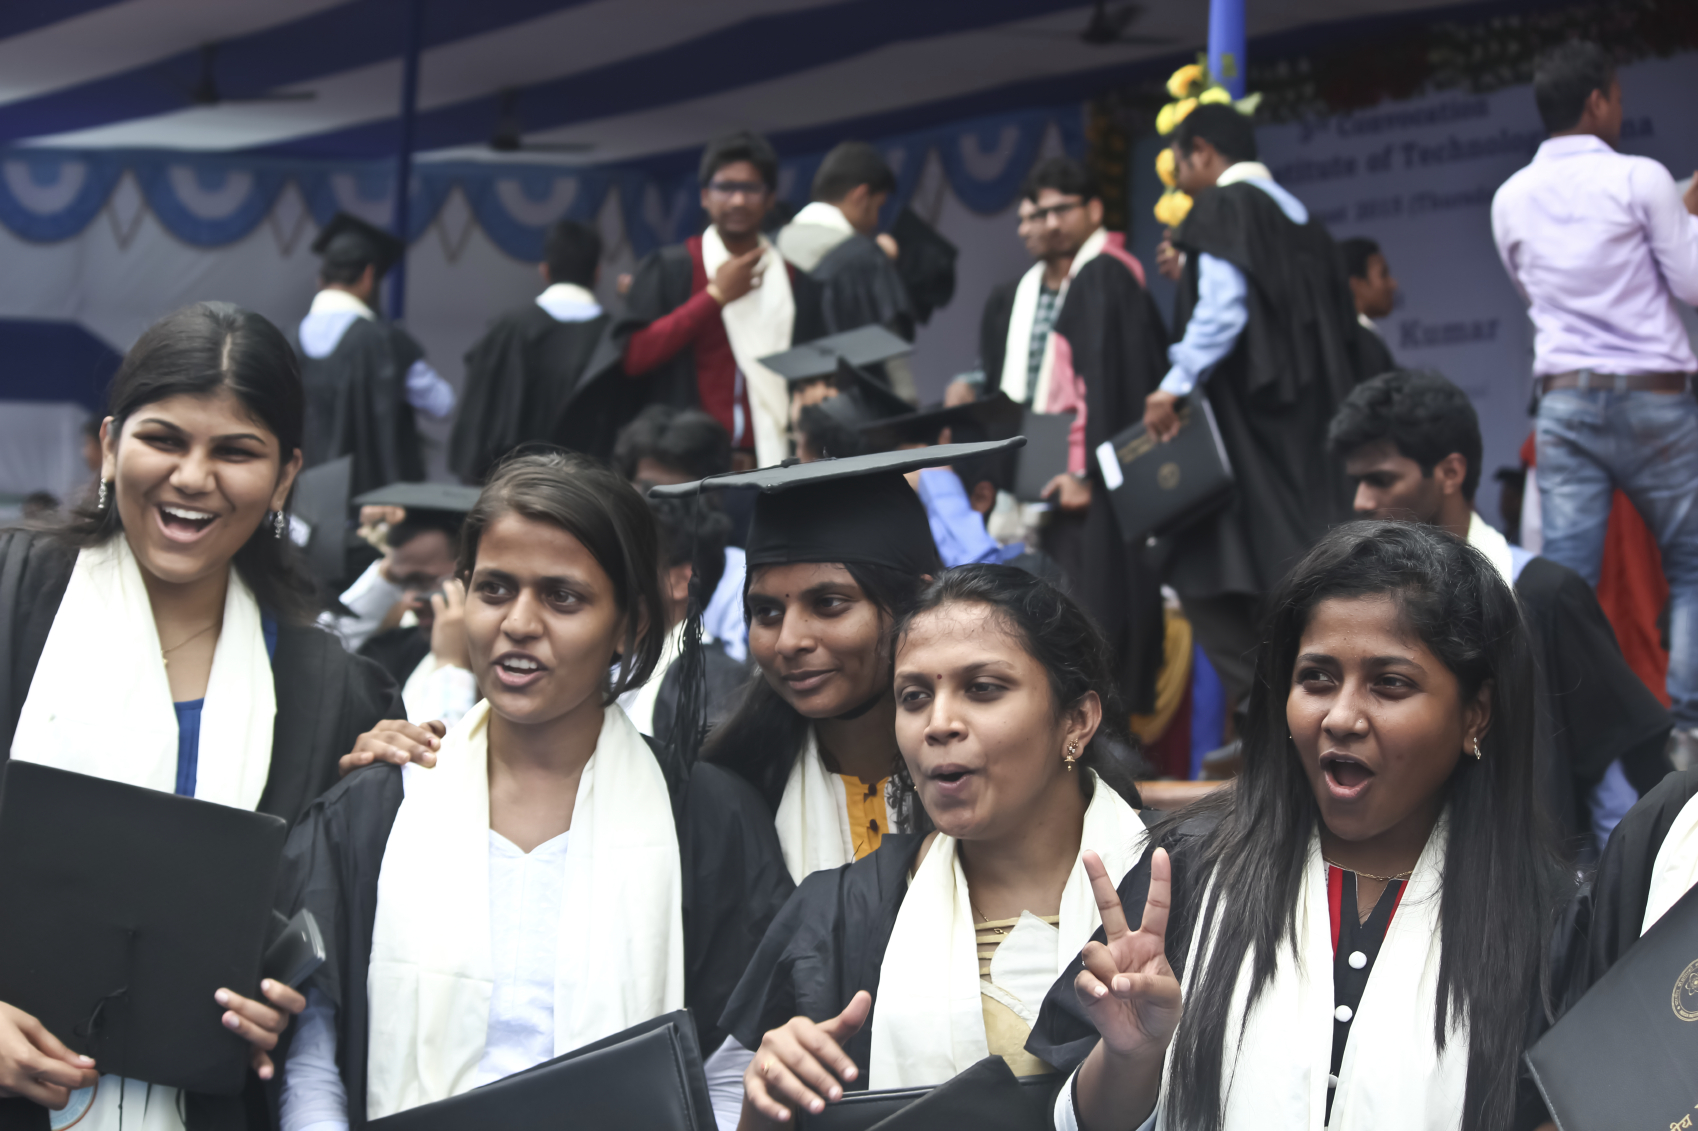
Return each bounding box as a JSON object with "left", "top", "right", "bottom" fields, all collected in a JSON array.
[
  {"left": 1466, "top": 510, "right": 1517, "bottom": 587},
  {"left": 1641, "top": 790, "right": 1698, "bottom": 934},
  {"left": 11, "top": 536, "right": 276, "bottom": 1131},
  {"left": 1214, "top": 160, "right": 1277, "bottom": 189},
  {"left": 11, "top": 536, "right": 275, "bottom": 809},
  {"left": 998, "top": 226, "right": 1117, "bottom": 409},
  {"left": 772, "top": 729, "right": 901, "bottom": 885},
  {"left": 867, "top": 774, "right": 1148, "bottom": 1089},
  {"left": 700, "top": 226, "right": 795, "bottom": 468},
  {"left": 1150, "top": 821, "right": 1467, "bottom": 1130},
  {"left": 365, "top": 700, "right": 685, "bottom": 1119}
]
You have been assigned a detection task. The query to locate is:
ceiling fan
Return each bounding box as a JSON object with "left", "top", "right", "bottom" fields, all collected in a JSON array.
[
  {"left": 188, "top": 43, "right": 317, "bottom": 106},
  {"left": 488, "top": 89, "right": 594, "bottom": 154},
  {"left": 1009, "top": 1, "right": 1177, "bottom": 47}
]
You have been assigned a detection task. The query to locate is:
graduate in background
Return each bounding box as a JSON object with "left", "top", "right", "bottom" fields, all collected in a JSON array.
[
  {"left": 1036, "top": 522, "right": 1565, "bottom": 1131},
  {"left": 721, "top": 566, "right": 1148, "bottom": 1129},
  {"left": 1146, "top": 105, "right": 1364, "bottom": 721},
  {"left": 777, "top": 143, "right": 918, "bottom": 400},
  {"left": 0, "top": 302, "right": 403, "bottom": 1129},
  {"left": 274, "top": 452, "right": 791, "bottom": 1127},
  {"left": 1329, "top": 369, "right": 1670, "bottom": 859},
  {"left": 1340, "top": 236, "right": 1398, "bottom": 379},
  {"left": 620, "top": 131, "right": 797, "bottom": 468},
  {"left": 298, "top": 214, "right": 454, "bottom": 497},
  {"left": 451, "top": 219, "right": 622, "bottom": 478}
]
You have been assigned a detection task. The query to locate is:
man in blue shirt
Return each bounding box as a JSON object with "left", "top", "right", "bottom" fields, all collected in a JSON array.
[{"left": 1145, "top": 105, "right": 1365, "bottom": 715}]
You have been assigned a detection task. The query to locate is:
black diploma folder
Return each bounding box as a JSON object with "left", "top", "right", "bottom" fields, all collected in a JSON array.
[
  {"left": 366, "top": 1010, "right": 715, "bottom": 1131},
  {"left": 798, "top": 1056, "right": 1061, "bottom": 1131},
  {"left": 1098, "top": 397, "right": 1234, "bottom": 544},
  {"left": 0, "top": 760, "right": 287, "bottom": 1094},
  {"left": 1526, "top": 879, "right": 1698, "bottom": 1130},
  {"left": 1012, "top": 410, "right": 1075, "bottom": 503}
]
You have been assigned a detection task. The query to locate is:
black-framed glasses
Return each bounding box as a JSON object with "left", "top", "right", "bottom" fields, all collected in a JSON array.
[
  {"left": 706, "top": 180, "right": 768, "bottom": 198},
  {"left": 1027, "top": 199, "right": 1084, "bottom": 223}
]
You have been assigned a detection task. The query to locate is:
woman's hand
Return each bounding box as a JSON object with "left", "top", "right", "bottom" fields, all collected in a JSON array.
[
  {"left": 337, "top": 719, "right": 445, "bottom": 777},
  {"left": 0, "top": 1002, "right": 97, "bottom": 1109},
  {"left": 1076, "top": 848, "right": 1182, "bottom": 1058},
  {"left": 429, "top": 580, "right": 469, "bottom": 669},
  {"left": 738, "top": 991, "right": 870, "bottom": 1128},
  {"left": 216, "top": 980, "right": 305, "bottom": 1081}
]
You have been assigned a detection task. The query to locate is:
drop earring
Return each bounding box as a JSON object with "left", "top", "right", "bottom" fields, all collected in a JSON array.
[
  {"left": 272, "top": 510, "right": 286, "bottom": 540},
  {"left": 1063, "top": 743, "right": 1079, "bottom": 771},
  {"left": 1470, "top": 737, "right": 1483, "bottom": 760},
  {"left": 97, "top": 480, "right": 110, "bottom": 511}
]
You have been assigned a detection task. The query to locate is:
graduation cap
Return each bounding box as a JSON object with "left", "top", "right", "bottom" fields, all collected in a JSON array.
[
  {"left": 311, "top": 212, "right": 405, "bottom": 275},
  {"left": 353, "top": 481, "right": 482, "bottom": 514},
  {"left": 651, "top": 440, "right": 1024, "bottom": 762},
  {"left": 857, "top": 391, "right": 1023, "bottom": 452},
  {"left": 892, "top": 206, "right": 958, "bottom": 325},
  {"left": 758, "top": 325, "right": 912, "bottom": 385}
]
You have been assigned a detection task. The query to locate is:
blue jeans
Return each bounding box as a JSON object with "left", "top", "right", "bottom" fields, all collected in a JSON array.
[{"left": 1536, "top": 387, "right": 1698, "bottom": 729}]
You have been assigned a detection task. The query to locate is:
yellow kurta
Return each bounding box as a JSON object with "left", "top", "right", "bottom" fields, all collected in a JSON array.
[{"left": 841, "top": 774, "right": 889, "bottom": 860}]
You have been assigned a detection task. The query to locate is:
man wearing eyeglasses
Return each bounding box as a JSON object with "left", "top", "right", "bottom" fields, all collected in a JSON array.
[
  {"left": 619, "top": 130, "right": 797, "bottom": 468},
  {"left": 959, "top": 156, "right": 1171, "bottom": 718}
]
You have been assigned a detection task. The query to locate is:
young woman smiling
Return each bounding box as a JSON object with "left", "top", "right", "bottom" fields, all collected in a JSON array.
[
  {"left": 0, "top": 303, "right": 404, "bottom": 1130},
  {"left": 718, "top": 565, "right": 1147, "bottom": 1129},
  {"left": 272, "top": 452, "right": 790, "bottom": 1128},
  {"left": 1034, "top": 521, "right": 1567, "bottom": 1131}
]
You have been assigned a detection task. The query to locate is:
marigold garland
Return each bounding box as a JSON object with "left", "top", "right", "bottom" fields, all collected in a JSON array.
[{"left": 1153, "top": 57, "right": 1262, "bottom": 228}]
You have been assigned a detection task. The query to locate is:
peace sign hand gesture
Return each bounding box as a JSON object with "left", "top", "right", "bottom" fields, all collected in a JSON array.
[{"left": 1076, "top": 847, "right": 1182, "bottom": 1057}]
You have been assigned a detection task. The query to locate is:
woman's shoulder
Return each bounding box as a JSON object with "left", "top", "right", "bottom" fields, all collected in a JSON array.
[
  {"left": 272, "top": 621, "right": 404, "bottom": 711},
  {"left": 0, "top": 528, "right": 75, "bottom": 600}
]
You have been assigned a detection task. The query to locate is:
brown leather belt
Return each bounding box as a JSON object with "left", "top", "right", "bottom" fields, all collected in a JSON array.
[{"left": 1540, "top": 370, "right": 1693, "bottom": 393}]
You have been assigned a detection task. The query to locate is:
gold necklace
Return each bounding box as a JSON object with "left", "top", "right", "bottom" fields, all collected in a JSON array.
[
  {"left": 160, "top": 621, "right": 219, "bottom": 667},
  {"left": 1323, "top": 857, "right": 1413, "bottom": 883},
  {"left": 971, "top": 903, "right": 1008, "bottom": 936}
]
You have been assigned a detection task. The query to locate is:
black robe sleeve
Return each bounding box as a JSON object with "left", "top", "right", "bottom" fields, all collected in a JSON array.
[
  {"left": 719, "top": 834, "right": 921, "bottom": 1084},
  {"left": 450, "top": 307, "right": 538, "bottom": 482},
  {"left": 979, "top": 279, "right": 1018, "bottom": 394},
  {"left": 302, "top": 320, "right": 427, "bottom": 497},
  {"left": 1045, "top": 253, "right": 1169, "bottom": 714},
  {"left": 809, "top": 236, "right": 915, "bottom": 342},
  {"left": 0, "top": 530, "right": 74, "bottom": 753},
  {"left": 609, "top": 245, "right": 703, "bottom": 413}
]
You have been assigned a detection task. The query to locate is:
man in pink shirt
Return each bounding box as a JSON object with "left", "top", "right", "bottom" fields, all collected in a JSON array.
[{"left": 1492, "top": 40, "right": 1698, "bottom": 745}]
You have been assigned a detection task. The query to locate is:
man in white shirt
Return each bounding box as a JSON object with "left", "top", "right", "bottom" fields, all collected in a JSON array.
[
  {"left": 298, "top": 213, "right": 455, "bottom": 497},
  {"left": 1491, "top": 40, "right": 1698, "bottom": 744}
]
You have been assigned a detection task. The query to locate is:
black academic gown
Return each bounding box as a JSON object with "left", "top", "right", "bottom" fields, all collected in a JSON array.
[
  {"left": 1166, "top": 183, "right": 1366, "bottom": 599},
  {"left": 299, "top": 318, "right": 429, "bottom": 499},
  {"left": 270, "top": 745, "right": 793, "bottom": 1127},
  {"left": 1044, "top": 252, "right": 1170, "bottom": 715},
  {"left": 651, "top": 640, "right": 750, "bottom": 751},
  {"left": 1355, "top": 320, "right": 1396, "bottom": 380},
  {"left": 356, "top": 626, "right": 431, "bottom": 691},
  {"left": 802, "top": 234, "right": 915, "bottom": 344},
  {"left": 1518, "top": 556, "right": 1672, "bottom": 860},
  {"left": 0, "top": 530, "right": 404, "bottom": 1131},
  {"left": 978, "top": 279, "right": 1020, "bottom": 389},
  {"left": 449, "top": 303, "right": 628, "bottom": 480}
]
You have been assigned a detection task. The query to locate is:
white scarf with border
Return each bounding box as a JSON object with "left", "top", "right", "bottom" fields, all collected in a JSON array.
[
  {"left": 700, "top": 226, "right": 794, "bottom": 467},
  {"left": 365, "top": 699, "right": 684, "bottom": 1119},
  {"left": 11, "top": 536, "right": 275, "bottom": 809},
  {"left": 772, "top": 729, "right": 902, "bottom": 885},
  {"left": 868, "top": 773, "right": 1147, "bottom": 1088},
  {"left": 1147, "top": 819, "right": 1466, "bottom": 1129}
]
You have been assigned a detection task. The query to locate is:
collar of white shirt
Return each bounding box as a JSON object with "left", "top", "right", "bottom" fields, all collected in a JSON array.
[
  {"left": 1534, "top": 134, "right": 1613, "bottom": 162},
  {"left": 535, "top": 282, "right": 603, "bottom": 323}
]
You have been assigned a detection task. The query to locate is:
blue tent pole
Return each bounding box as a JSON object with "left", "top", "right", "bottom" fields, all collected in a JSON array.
[
  {"left": 388, "top": 0, "right": 423, "bottom": 322},
  {"left": 1207, "top": 0, "right": 1246, "bottom": 98}
]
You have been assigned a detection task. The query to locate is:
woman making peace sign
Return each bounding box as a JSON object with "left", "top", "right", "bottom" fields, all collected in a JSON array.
[{"left": 1039, "top": 521, "right": 1569, "bottom": 1131}]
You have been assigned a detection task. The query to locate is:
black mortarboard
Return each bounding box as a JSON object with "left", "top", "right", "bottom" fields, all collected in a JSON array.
[
  {"left": 311, "top": 212, "right": 405, "bottom": 275},
  {"left": 857, "top": 392, "right": 1022, "bottom": 452},
  {"left": 758, "top": 325, "right": 912, "bottom": 384},
  {"left": 0, "top": 762, "right": 287, "bottom": 1094},
  {"left": 892, "top": 206, "right": 958, "bottom": 325},
  {"left": 353, "top": 481, "right": 482, "bottom": 513},
  {"left": 650, "top": 439, "right": 1023, "bottom": 761}
]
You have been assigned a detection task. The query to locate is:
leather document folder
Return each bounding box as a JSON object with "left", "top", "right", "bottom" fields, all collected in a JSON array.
[
  {"left": 0, "top": 760, "right": 287, "bottom": 1095},
  {"left": 367, "top": 1010, "right": 715, "bottom": 1131},
  {"left": 1098, "top": 397, "right": 1233, "bottom": 544},
  {"left": 1012, "top": 410, "right": 1074, "bottom": 503},
  {"left": 798, "top": 1056, "right": 1061, "bottom": 1131},
  {"left": 1526, "top": 880, "right": 1698, "bottom": 1130}
]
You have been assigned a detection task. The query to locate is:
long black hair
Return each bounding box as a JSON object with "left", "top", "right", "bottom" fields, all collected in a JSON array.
[
  {"left": 892, "top": 563, "right": 1143, "bottom": 808},
  {"left": 701, "top": 559, "right": 932, "bottom": 815},
  {"left": 457, "top": 450, "right": 667, "bottom": 703},
  {"left": 1162, "top": 520, "right": 1561, "bottom": 1131},
  {"left": 48, "top": 301, "right": 316, "bottom": 622}
]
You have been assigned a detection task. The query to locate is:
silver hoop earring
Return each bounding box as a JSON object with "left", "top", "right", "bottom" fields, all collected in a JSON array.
[
  {"left": 97, "top": 480, "right": 110, "bottom": 511},
  {"left": 272, "top": 510, "right": 286, "bottom": 540}
]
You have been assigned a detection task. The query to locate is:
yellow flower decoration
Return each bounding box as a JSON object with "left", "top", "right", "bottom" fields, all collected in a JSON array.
[
  {"left": 1198, "top": 86, "right": 1232, "bottom": 105},
  {"left": 1166, "top": 63, "right": 1205, "bottom": 99},
  {"left": 1155, "top": 97, "right": 1197, "bottom": 136},
  {"left": 1153, "top": 191, "right": 1193, "bottom": 228},
  {"left": 1155, "top": 146, "right": 1177, "bottom": 189}
]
